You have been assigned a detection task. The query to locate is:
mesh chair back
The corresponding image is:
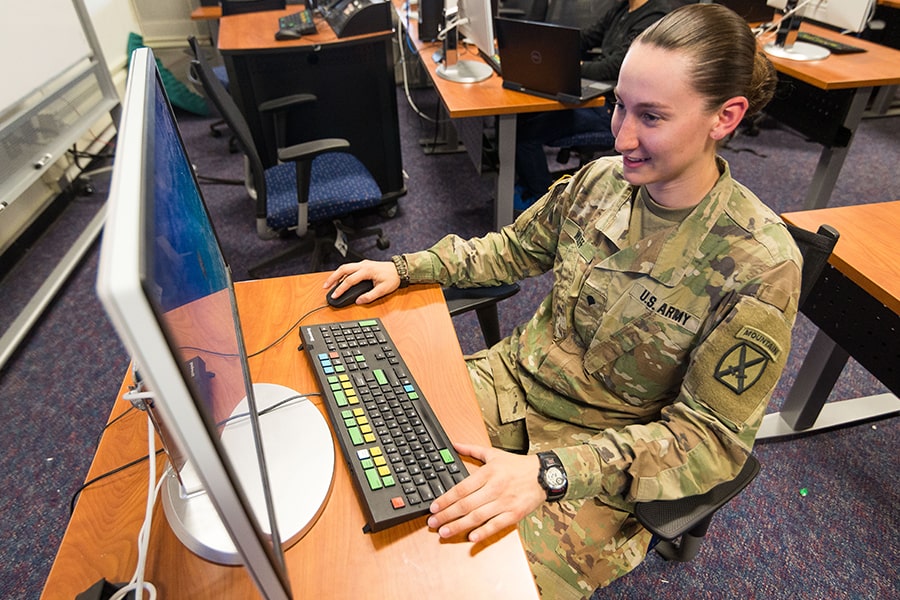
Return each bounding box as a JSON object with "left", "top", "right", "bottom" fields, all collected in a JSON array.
[
  {"left": 785, "top": 223, "right": 840, "bottom": 310},
  {"left": 187, "top": 37, "right": 269, "bottom": 216}
]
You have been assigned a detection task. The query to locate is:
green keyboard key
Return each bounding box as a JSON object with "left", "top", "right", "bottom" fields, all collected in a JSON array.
[
  {"left": 439, "top": 448, "right": 455, "bottom": 464},
  {"left": 348, "top": 427, "right": 363, "bottom": 445},
  {"left": 374, "top": 369, "right": 388, "bottom": 386},
  {"left": 365, "top": 468, "right": 383, "bottom": 490}
]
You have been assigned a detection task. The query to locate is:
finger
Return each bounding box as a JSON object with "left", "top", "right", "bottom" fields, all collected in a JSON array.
[
  {"left": 453, "top": 442, "right": 492, "bottom": 464},
  {"left": 322, "top": 264, "right": 355, "bottom": 290}
]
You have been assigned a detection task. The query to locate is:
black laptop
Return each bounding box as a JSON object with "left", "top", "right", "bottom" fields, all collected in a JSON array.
[{"left": 495, "top": 17, "right": 613, "bottom": 105}]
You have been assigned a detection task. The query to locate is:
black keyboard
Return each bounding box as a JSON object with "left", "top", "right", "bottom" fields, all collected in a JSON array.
[
  {"left": 796, "top": 31, "right": 866, "bottom": 54},
  {"left": 278, "top": 9, "right": 318, "bottom": 35},
  {"left": 300, "top": 318, "right": 468, "bottom": 532}
]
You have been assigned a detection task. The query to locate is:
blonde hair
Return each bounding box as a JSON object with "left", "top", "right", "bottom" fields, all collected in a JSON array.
[{"left": 636, "top": 3, "right": 777, "bottom": 116}]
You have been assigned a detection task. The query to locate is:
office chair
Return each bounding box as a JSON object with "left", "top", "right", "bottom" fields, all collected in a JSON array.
[
  {"left": 187, "top": 36, "right": 389, "bottom": 276},
  {"left": 634, "top": 222, "right": 840, "bottom": 562},
  {"left": 443, "top": 283, "right": 521, "bottom": 348},
  {"left": 220, "top": 0, "right": 286, "bottom": 16}
]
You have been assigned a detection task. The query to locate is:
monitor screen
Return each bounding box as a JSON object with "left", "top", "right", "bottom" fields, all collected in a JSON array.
[
  {"left": 457, "top": 0, "right": 496, "bottom": 60},
  {"left": 96, "top": 47, "right": 333, "bottom": 599},
  {"left": 767, "top": 0, "right": 875, "bottom": 33}
]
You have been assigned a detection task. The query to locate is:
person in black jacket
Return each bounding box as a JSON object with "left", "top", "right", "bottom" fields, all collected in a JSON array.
[{"left": 515, "top": 0, "right": 678, "bottom": 206}]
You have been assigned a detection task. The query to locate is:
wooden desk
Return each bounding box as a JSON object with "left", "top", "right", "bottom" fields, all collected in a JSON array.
[
  {"left": 759, "top": 23, "right": 900, "bottom": 210},
  {"left": 41, "top": 274, "right": 538, "bottom": 599},
  {"left": 758, "top": 202, "right": 900, "bottom": 438},
  {"left": 190, "top": 6, "right": 221, "bottom": 20},
  {"left": 217, "top": 9, "right": 406, "bottom": 200},
  {"left": 396, "top": 3, "right": 605, "bottom": 229}
]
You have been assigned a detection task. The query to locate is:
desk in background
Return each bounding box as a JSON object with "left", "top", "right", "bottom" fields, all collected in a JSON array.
[
  {"left": 41, "top": 273, "right": 539, "bottom": 599},
  {"left": 759, "top": 201, "right": 900, "bottom": 439},
  {"left": 217, "top": 9, "right": 406, "bottom": 201},
  {"left": 396, "top": 2, "right": 605, "bottom": 229},
  {"left": 760, "top": 23, "right": 900, "bottom": 210}
]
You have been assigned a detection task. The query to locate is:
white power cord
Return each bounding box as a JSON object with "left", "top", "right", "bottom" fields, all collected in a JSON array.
[{"left": 109, "top": 411, "right": 165, "bottom": 600}]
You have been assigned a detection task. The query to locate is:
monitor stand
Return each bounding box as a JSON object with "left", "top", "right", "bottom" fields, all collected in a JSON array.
[
  {"left": 764, "top": 40, "right": 830, "bottom": 61},
  {"left": 161, "top": 383, "right": 335, "bottom": 565},
  {"left": 763, "top": 9, "right": 830, "bottom": 62},
  {"left": 436, "top": 27, "right": 492, "bottom": 83}
]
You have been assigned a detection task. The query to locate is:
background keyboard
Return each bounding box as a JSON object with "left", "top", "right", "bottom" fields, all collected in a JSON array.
[
  {"left": 278, "top": 9, "right": 318, "bottom": 35},
  {"left": 796, "top": 31, "right": 866, "bottom": 54},
  {"left": 300, "top": 318, "right": 469, "bottom": 532}
]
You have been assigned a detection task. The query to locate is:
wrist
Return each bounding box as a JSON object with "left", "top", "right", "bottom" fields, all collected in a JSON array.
[
  {"left": 537, "top": 451, "right": 568, "bottom": 502},
  {"left": 391, "top": 255, "right": 409, "bottom": 288}
]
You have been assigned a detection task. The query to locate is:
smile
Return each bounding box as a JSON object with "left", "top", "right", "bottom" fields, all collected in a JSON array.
[{"left": 622, "top": 156, "right": 650, "bottom": 167}]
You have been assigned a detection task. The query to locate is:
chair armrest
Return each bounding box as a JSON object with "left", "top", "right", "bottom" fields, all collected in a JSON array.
[
  {"left": 634, "top": 454, "right": 760, "bottom": 540},
  {"left": 443, "top": 283, "right": 521, "bottom": 316},
  {"left": 278, "top": 138, "right": 351, "bottom": 163},
  {"left": 258, "top": 93, "right": 318, "bottom": 113},
  {"left": 443, "top": 284, "right": 521, "bottom": 348}
]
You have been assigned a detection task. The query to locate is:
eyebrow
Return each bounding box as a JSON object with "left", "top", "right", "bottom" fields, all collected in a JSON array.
[{"left": 612, "top": 88, "right": 673, "bottom": 110}]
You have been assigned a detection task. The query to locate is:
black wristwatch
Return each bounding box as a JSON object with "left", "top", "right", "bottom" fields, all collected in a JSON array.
[{"left": 537, "top": 451, "right": 568, "bottom": 502}]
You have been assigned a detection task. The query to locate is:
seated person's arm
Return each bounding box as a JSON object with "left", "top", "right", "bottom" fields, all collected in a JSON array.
[{"left": 556, "top": 266, "right": 800, "bottom": 506}]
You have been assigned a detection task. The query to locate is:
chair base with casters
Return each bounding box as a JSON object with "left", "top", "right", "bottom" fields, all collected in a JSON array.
[
  {"left": 443, "top": 283, "right": 521, "bottom": 348},
  {"left": 634, "top": 454, "right": 760, "bottom": 562}
]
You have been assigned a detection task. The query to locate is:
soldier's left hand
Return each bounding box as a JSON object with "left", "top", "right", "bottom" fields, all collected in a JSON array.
[{"left": 426, "top": 442, "right": 545, "bottom": 543}]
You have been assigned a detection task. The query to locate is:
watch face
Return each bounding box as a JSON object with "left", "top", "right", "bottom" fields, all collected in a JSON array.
[{"left": 544, "top": 466, "right": 566, "bottom": 491}]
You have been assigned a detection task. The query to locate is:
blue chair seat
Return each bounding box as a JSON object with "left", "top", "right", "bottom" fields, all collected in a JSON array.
[{"left": 265, "top": 152, "right": 384, "bottom": 231}]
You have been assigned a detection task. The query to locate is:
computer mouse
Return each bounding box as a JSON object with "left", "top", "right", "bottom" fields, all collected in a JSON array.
[
  {"left": 327, "top": 279, "right": 375, "bottom": 308},
  {"left": 274, "top": 28, "right": 303, "bottom": 41}
]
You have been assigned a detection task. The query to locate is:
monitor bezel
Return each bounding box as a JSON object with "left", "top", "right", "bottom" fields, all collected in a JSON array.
[{"left": 96, "top": 47, "right": 292, "bottom": 600}]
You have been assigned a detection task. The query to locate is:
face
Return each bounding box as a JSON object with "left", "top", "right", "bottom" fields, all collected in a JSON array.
[{"left": 611, "top": 42, "right": 733, "bottom": 207}]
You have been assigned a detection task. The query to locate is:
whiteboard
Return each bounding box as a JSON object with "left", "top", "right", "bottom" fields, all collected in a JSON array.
[{"left": 0, "top": 0, "right": 92, "bottom": 115}]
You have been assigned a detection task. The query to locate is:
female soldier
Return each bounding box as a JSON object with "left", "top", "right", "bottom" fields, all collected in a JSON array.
[{"left": 323, "top": 4, "right": 800, "bottom": 598}]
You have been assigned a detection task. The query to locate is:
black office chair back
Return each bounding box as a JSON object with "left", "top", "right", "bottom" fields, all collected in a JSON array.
[
  {"left": 220, "top": 0, "right": 286, "bottom": 16},
  {"left": 786, "top": 223, "right": 840, "bottom": 310},
  {"left": 187, "top": 37, "right": 269, "bottom": 216}
]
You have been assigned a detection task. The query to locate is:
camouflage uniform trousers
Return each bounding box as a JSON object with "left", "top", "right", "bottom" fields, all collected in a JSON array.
[{"left": 466, "top": 351, "right": 652, "bottom": 600}]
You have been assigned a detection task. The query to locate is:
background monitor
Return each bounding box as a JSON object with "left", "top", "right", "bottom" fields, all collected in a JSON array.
[
  {"left": 96, "top": 47, "right": 334, "bottom": 599},
  {"left": 436, "top": 0, "right": 495, "bottom": 82},
  {"left": 765, "top": 0, "right": 876, "bottom": 60},
  {"left": 767, "top": 0, "right": 875, "bottom": 33}
]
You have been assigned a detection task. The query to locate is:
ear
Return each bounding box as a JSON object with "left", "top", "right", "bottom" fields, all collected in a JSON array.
[{"left": 710, "top": 96, "right": 749, "bottom": 141}]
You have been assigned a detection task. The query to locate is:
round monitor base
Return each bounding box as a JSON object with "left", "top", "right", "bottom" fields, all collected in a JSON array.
[
  {"left": 436, "top": 59, "right": 493, "bottom": 83},
  {"left": 764, "top": 41, "right": 831, "bottom": 62},
  {"left": 161, "top": 383, "right": 335, "bottom": 565}
]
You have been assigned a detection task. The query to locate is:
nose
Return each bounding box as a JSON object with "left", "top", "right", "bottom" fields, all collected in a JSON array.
[{"left": 613, "top": 113, "right": 637, "bottom": 154}]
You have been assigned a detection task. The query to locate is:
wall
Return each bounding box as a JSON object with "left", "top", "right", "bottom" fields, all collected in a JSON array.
[{"left": 0, "top": 0, "right": 204, "bottom": 255}]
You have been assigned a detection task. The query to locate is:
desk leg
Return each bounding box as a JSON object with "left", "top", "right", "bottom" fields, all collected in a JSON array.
[
  {"left": 803, "top": 86, "right": 871, "bottom": 210},
  {"left": 866, "top": 84, "right": 899, "bottom": 117},
  {"left": 419, "top": 104, "right": 465, "bottom": 155},
  {"left": 781, "top": 328, "right": 850, "bottom": 430},
  {"left": 757, "top": 328, "right": 900, "bottom": 439},
  {"left": 495, "top": 114, "right": 517, "bottom": 229}
]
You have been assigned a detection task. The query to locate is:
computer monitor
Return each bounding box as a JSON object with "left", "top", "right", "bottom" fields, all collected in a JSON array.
[
  {"left": 96, "top": 48, "right": 334, "bottom": 599},
  {"left": 765, "top": 0, "right": 876, "bottom": 60},
  {"left": 436, "top": 0, "right": 495, "bottom": 83}
]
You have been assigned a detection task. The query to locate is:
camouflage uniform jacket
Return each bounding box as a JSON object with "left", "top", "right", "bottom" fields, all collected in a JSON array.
[{"left": 402, "top": 156, "right": 801, "bottom": 508}]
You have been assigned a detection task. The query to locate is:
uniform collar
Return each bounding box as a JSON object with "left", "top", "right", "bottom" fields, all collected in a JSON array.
[{"left": 596, "top": 157, "right": 733, "bottom": 287}]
